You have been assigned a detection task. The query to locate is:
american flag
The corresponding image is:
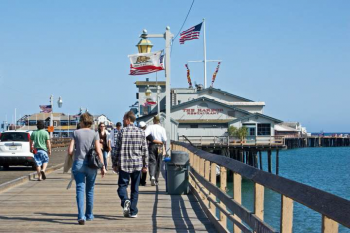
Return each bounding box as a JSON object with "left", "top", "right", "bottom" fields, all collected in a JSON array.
[
  {"left": 179, "top": 23, "right": 202, "bottom": 44},
  {"left": 39, "top": 105, "right": 52, "bottom": 113}
]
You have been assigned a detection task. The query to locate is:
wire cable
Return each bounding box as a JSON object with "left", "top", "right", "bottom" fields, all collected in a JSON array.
[{"left": 173, "top": 0, "right": 195, "bottom": 41}]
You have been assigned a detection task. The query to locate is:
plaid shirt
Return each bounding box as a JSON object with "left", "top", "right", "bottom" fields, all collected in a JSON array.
[{"left": 112, "top": 124, "right": 148, "bottom": 173}]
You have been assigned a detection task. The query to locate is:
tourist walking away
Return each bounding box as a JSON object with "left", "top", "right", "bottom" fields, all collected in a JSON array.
[
  {"left": 98, "top": 122, "right": 111, "bottom": 171},
  {"left": 112, "top": 111, "right": 148, "bottom": 218},
  {"left": 144, "top": 116, "right": 167, "bottom": 186},
  {"left": 68, "top": 112, "right": 106, "bottom": 225},
  {"left": 30, "top": 120, "right": 51, "bottom": 181}
]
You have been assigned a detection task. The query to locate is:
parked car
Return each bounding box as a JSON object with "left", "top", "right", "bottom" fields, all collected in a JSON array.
[{"left": 0, "top": 130, "right": 35, "bottom": 169}]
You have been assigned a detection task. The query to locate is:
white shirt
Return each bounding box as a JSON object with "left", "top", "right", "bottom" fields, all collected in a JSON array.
[{"left": 145, "top": 124, "right": 167, "bottom": 143}]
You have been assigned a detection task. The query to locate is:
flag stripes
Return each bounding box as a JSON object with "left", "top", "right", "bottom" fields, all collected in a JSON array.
[{"left": 179, "top": 23, "right": 202, "bottom": 44}]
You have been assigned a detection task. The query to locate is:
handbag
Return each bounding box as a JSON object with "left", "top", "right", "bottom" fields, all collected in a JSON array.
[{"left": 86, "top": 140, "right": 104, "bottom": 169}]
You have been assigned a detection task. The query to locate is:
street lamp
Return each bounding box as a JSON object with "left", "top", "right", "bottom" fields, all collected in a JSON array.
[
  {"left": 49, "top": 95, "right": 63, "bottom": 138},
  {"left": 136, "top": 27, "right": 173, "bottom": 154},
  {"left": 57, "top": 96, "right": 63, "bottom": 108},
  {"left": 136, "top": 30, "right": 153, "bottom": 53}
]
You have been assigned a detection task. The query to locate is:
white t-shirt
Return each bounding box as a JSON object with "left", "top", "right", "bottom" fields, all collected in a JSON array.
[{"left": 145, "top": 124, "right": 167, "bottom": 143}]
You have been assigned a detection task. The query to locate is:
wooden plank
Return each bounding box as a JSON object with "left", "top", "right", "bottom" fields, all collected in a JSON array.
[
  {"left": 254, "top": 183, "right": 264, "bottom": 221},
  {"left": 0, "top": 165, "right": 216, "bottom": 232},
  {"left": 322, "top": 215, "right": 338, "bottom": 233},
  {"left": 220, "top": 167, "right": 227, "bottom": 228},
  {"left": 233, "top": 173, "right": 242, "bottom": 233},
  {"left": 210, "top": 162, "right": 216, "bottom": 214},
  {"left": 173, "top": 141, "right": 350, "bottom": 228},
  {"left": 280, "top": 195, "right": 293, "bottom": 233}
]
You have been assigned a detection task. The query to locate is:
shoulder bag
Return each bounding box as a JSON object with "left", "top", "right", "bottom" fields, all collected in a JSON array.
[{"left": 86, "top": 140, "right": 103, "bottom": 169}]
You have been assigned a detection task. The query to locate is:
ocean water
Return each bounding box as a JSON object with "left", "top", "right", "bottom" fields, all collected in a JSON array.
[{"left": 224, "top": 147, "right": 350, "bottom": 232}]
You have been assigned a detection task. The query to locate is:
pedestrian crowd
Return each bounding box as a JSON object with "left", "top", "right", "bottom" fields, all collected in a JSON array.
[{"left": 30, "top": 111, "right": 167, "bottom": 225}]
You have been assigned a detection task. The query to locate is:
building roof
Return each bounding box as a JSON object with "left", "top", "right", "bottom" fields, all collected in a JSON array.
[
  {"left": 229, "top": 113, "right": 283, "bottom": 124},
  {"left": 274, "top": 124, "right": 299, "bottom": 132},
  {"left": 136, "top": 112, "right": 179, "bottom": 125},
  {"left": 135, "top": 81, "right": 166, "bottom": 87},
  {"left": 197, "top": 87, "right": 254, "bottom": 102},
  {"left": 201, "top": 97, "right": 265, "bottom": 106},
  {"left": 28, "top": 113, "right": 65, "bottom": 121}
]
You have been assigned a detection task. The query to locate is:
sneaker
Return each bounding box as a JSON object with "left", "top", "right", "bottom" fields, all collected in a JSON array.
[
  {"left": 151, "top": 176, "right": 156, "bottom": 186},
  {"left": 78, "top": 219, "right": 85, "bottom": 225},
  {"left": 129, "top": 214, "right": 138, "bottom": 218},
  {"left": 123, "top": 200, "right": 131, "bottom": 217}
]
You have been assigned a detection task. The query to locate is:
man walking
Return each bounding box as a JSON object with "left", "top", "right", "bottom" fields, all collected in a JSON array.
[
  {"left": 30, "top": 120, "right": 51, "bottom": 181},
  {"left": 144, "top": 116, "right": 167, "bottom": 186},
  {"left": 112, "top": 111, "right": 148, "bottom": 218}
]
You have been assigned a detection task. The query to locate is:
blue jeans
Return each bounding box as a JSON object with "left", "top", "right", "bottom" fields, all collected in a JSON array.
[
  {"left": 72, "top": 160, "right": 98, "bottom": 221},
  {"left": 117, "top": 170, "right": 141, "bottom": 215},
  {"left": 102, "top": 151, "right": 108, "bottom": 169}
]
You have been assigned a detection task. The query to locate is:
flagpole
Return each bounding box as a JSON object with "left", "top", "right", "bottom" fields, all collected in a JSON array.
[{"left": 203, "top": 18, "right": 207, "bottom": 88}]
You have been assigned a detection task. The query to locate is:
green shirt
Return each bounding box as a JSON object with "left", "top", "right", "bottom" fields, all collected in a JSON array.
[{"left": 30, "top": 129, "right": 50, "bottom": 151}]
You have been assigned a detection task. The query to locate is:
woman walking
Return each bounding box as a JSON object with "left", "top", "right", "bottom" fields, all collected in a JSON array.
[
  {"left": 98, "top": 122, "right": 111, "bottom": 171},
  {"left": 68, "top": 113, "right": 106, "bottom": 225}
]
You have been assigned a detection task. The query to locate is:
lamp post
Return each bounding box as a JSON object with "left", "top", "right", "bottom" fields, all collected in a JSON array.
[
  {"left": 49, "top": 95, "right": 63, "bottom": 138},
  {"left": 136, "top": 27, "right": 173, "bottom": 154}
]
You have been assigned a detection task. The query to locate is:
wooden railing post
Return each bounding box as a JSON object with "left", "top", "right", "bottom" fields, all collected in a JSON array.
[
  {"left": 322, "top": 216, "right": 338, "bottom": 233},
  {"left": 280, "top": 195, "right": 293, "bottom": 233},
  {"left": 220, "top": 167, "right": 227, "bottom": 228},
  {"left": 254, "top": 183, "right": 264, "bottom": 221},
  {"left": 210, "top": 162, "right": 217, "bottom": 214},
  {"left": 203, "top": 160, "right": 211, "bottom": 207},
  {"left": 233, "top": 173, "right": 242, "bottom": 233}
]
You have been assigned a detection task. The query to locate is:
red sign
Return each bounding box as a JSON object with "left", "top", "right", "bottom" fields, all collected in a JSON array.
[{"left": 183, "top": 108, "right": 223, "bottom": 115}]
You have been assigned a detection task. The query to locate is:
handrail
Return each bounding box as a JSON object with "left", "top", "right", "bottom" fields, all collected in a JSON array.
[
  {"left": 181, "top": 135, "right": 195, "bottom": 147},
  {"left": 172, "top": 141, "right": 350, "bottom": 232}
]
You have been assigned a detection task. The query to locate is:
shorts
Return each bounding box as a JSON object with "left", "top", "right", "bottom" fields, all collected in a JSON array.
[{"left": 34, "top": 150, "right": 49, "bottom": 167}]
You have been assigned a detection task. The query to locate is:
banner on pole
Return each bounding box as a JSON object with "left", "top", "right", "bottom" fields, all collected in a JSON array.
[
  {"left": 128, "top": 50, "right": 164, "bottom": 75},
  {"left": 185, "top": 64, "right": 193, "bottom": 88},
  {"left": 211, "top": 62, "right": 221, "bottom": 87}
]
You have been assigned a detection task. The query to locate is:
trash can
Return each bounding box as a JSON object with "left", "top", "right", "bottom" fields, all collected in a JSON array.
[
  {"left": 166, "top": 150, "right": 190, "bottom": 195},
  {"left": 163, "top": 157, "right": 171, "bottom": 193}
]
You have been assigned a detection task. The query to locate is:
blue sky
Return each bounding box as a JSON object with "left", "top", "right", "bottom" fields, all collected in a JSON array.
[{"left": 0, "top": 0, "right": 349, "bottom": 132}]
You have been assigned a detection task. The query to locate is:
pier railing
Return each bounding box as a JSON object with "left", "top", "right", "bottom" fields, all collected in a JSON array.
[
  {"left": 51, "top": 138, "right": 71, "bottom": 148},
  {"left": 172, "top": 141, "right": 350, "bottom": 233},
  {"left": 178, "top": 135, "right": 285, "bottom": 147}
]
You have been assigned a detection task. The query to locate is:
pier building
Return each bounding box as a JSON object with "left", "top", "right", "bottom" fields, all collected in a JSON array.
[
  {"left": 16, "top": 112, "right": 113, "bottom": 137},
  {"left": 134, "top": 80, "right": 284, "bottom": 143}
]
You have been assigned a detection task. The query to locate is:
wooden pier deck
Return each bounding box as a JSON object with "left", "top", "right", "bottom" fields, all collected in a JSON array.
[{"left": 0, "top": 168, "right": 215, "bottom": 232}]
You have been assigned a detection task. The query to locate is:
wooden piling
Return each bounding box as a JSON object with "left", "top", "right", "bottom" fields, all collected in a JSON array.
[
  {"left": 276, "top": 149, "right": 279, "bottom": 175},
  {"left": 268, "top": 150, "right": 272, "bottom": 173}
]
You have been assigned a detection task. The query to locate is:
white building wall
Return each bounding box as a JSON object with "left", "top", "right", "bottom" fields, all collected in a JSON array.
[
  {"left": 230, "top": 117, "right": 276, "bottom": 136},
  {"left": 178, "top": 127, "right": 227, "bottom": 137}
]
